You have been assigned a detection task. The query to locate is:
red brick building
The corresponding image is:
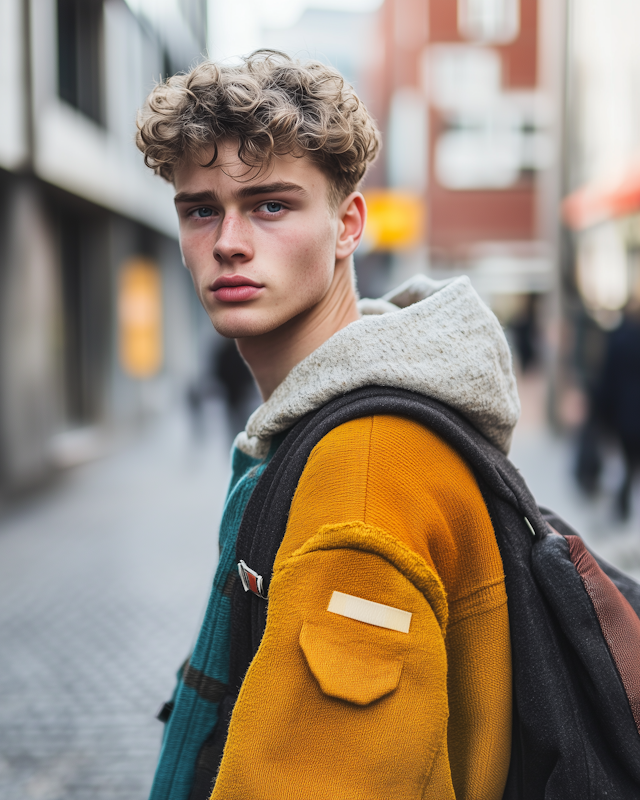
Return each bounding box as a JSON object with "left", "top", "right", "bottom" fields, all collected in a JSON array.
[{"left": 364, "top": 0, "right": 561, "bottom": 299}]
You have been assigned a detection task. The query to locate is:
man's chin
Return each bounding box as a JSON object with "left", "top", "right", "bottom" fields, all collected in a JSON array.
[
  {"left": 208, "top": 296, "right": 321, "bottom": 340},
  {"left": 210, "top": 311, "right": 283, "bottom": 340}
]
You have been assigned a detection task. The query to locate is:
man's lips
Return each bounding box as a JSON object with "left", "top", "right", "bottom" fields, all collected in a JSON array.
[{"left": 211, "top": 274, "right": 264, "bottom": 303}]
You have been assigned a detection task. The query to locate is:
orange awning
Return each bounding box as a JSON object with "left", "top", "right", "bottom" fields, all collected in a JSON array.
[{"left": 563, "top": 165, "right": 640, "bottom": 230}]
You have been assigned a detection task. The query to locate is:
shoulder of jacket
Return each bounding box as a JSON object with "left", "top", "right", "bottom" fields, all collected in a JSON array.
[{"left": 309, "top": 413, "right": 470, "bottom": 473}]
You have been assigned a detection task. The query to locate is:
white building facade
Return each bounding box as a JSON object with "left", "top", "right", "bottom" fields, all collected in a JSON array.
[{"left": 0, "top": 0, "right": 207, "bottom": 492}]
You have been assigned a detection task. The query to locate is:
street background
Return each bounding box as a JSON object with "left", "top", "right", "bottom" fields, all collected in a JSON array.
[{"left": 1, "top": 0, "right": 640, "bottom": 797}]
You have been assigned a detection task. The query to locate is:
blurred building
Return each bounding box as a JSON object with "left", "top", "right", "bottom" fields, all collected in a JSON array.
[
  {"left": 360, "top": 0, "right": 567, "bottom": 310},
  {"left": 561, "top": 0, "right": 640, "bottom": 395},
  {"left": 0, "top": 0, "right": 207, "bottom": 494}
]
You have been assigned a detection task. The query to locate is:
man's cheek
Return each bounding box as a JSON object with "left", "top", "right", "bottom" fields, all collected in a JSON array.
[
  {"left": 182, "top": 245, "right": 209, "bottom": 284},
  {"left": 178, "top": 238, "right": 188, "bottom": 269}
]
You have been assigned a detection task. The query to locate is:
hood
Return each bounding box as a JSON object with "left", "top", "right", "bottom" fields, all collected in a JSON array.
[{"left": 236, "top": 274, "right": 520, "bottom": 459}]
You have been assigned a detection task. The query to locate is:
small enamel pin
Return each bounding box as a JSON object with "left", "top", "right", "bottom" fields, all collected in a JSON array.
[{"left": 237, "top": 560, "right": 267, "bottom": 599}]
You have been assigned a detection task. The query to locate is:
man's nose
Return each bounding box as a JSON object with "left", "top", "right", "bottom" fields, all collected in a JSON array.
[{"left": 213, "top": 213, "right": 253, "bottom": 264}]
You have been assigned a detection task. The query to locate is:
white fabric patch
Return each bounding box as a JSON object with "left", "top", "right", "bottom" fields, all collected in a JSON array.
[{"left": 327, "top": 591, "right": 412, "bottom": 633}]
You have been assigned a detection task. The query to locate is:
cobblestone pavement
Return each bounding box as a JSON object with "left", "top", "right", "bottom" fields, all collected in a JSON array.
[
  {"left": 0, "top": 405, "right": 233, "bottom": 800},
  {"left": 1, "top": 396, "right": 639, "bottom": 800}
]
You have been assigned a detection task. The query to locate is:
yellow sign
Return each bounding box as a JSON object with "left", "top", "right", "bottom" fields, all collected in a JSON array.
[
  {"left": 363, "top": 190, "right": 425, "bottom": 251},
  {"left": 119, "top": 258, "right": 163, "bottom": 378}
]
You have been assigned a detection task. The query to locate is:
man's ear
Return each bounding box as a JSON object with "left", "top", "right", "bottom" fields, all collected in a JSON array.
[{"left": 335, "top": 192, "right": 366, "bottom": 261}]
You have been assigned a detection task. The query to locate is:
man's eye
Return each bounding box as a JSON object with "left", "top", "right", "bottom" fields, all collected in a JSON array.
[
  {"left": 192, "top": 207, "right": 213, "bottom": 218},
  {"left": 261, "top": 202, "right": 283, "bottom": 214}
]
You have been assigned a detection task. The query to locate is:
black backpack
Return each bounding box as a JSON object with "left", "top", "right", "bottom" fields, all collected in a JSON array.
[{"left": 192, "top": 386, "right": 640, "bottom": 800}]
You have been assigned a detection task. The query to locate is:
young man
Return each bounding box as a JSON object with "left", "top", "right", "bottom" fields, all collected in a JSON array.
[{"left": 137, "top": 50, "right": 520, "bottom": 800}]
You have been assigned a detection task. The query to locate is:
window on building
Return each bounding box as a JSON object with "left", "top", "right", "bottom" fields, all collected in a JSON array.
[
  {"left": 435, "top": 101, "right": 552, "bottom": 190},
  {"left": 458, "top": 0, "right": 520, "bottom": 44},
  {"left": 58, "top": 210, "right": 110, "bottom": 423},
  {"left": 57, "top": 0, "right": 104, "bottom": 124}
]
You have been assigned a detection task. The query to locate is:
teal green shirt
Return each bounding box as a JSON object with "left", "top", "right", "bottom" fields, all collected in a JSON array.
[{"left": 149, "top": 438, "right": 281, "bottom": 800}]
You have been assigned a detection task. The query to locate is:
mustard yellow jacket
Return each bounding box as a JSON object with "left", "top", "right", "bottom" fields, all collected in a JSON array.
[{"left": 212, "top": 415, "right": 512, "bottom": 799}]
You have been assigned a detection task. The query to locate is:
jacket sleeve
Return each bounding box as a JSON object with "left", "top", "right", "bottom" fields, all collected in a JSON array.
[{"left": 211, "top": 415, "right": 511, "bottom": 800}]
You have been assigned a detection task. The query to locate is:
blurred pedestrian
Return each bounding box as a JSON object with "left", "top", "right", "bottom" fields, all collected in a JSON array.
[
  {"left": 511, "top": 293, "right": 540, "bottom": 373},
  {"left": 574, "top": 309, "right": 608, "bottom": 497},
  {"left": 214, "top": 339, "right": 257, "bottom": 435},
  {"left": 187, "top": 339, "right": 257, "bottom": 441},
  {"left": 574, "top": 413, "right": 604, "bottom": 498},
  {"left": 593, "top": 283, "right": 640, "bottom": 520}
]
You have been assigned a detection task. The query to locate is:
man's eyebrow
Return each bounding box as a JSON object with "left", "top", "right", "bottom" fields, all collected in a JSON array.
[
  {"left": 235, "top": 182, "right": 308, "bottom": 199},
  {"left": 173, "top": 182, "right": 308, "bottom": 205},
  {"left": 174, "top": 190, "right": 219, "bottom": 205}
]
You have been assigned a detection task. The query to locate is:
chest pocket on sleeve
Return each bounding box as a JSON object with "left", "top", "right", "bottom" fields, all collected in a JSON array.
[{"left": 300, "top": 617, "right": 405, "bottom": 705}]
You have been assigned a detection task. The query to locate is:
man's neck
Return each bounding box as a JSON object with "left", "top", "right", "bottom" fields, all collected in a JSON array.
[{"left": 236, "top": 259, "right": 360, "bottom": 401}]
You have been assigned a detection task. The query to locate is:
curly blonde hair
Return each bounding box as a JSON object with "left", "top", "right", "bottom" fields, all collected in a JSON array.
[{"left": 136, "top": 50, "right": 381, "bottom": 206}]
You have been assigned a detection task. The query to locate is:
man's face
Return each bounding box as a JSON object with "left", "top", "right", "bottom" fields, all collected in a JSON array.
[{"left": 174, "top": 141, "right": 342, "bottom": 338}]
